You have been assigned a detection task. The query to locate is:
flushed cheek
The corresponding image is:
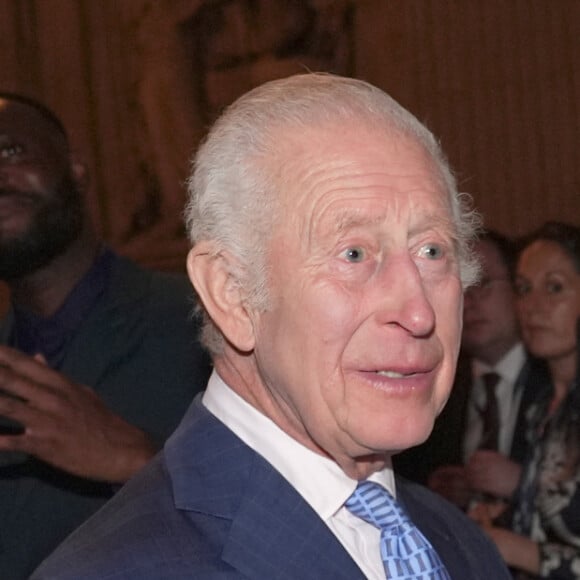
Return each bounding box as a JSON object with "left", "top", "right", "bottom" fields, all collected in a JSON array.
[
  {"left": 313, "top": 297, "right": 363, "bottom": 384},
  {"left": 301, "top": 286, "right": 367, "bottom": 399},
  {"left": 304, "top": 277, "right": 365, "bottom": 342},
  {"left": 4, "top": 166, "right": 45, "bottom": 193}
]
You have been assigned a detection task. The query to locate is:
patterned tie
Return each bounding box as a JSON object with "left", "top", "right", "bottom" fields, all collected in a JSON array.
[
  {"left": 480, "top": 372, "right": 501, "bottom": 451},
  {"left": 345, "top": 481, "right": 451, "bottom": 579}
]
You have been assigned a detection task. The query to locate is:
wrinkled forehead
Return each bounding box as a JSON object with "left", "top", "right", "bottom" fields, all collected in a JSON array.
[{"left": 266, "top": 121, "right": 452, "bottom": 221}]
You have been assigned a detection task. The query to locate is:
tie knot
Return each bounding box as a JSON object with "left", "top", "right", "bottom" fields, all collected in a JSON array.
[
  {"left": 345, "top": 481, "right": 451, "bottom": 579},
  {"left": 345, "top": 481, "right": 408, "bottom": 531}
]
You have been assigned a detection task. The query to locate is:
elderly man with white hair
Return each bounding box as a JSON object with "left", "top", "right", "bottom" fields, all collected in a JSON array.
[{"left": 33, "top": 74, "right": 510, "bottom": 580}]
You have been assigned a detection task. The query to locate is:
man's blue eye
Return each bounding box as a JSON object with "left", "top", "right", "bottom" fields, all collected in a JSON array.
[
  {"left": 420, "top": 244, "right": 443, "bottom": 260},
  {"left": 343, "top": 247, "right": 365, "bottom": 262}
]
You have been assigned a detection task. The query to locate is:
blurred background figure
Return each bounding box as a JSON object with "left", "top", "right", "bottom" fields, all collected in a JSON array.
[
  {"left": 395, "top": 230, "right": 544, "bottom": 510},
  {"left": 470, "top": 221, "right": 580, "bottom": 578},
  {"left": 0, "top": 93, "right": 211, "bottom": 579}
]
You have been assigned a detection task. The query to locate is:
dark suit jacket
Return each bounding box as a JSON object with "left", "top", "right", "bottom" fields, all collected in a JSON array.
[
  {"left": 394, "top": 352, "right": 550, "bottom": 484},
  {"left": 33, "top": 396, "right": 511, "bottom": 580},
  {"left": 0, "top": 254, "right": 211, "bottom": 580}
]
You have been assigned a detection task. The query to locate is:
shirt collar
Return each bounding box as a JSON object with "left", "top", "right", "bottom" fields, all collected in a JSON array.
[
  {"left": 202, "top": 370, "right": 396, "bottom": 519},
  {"left": 472, "top": 342, "right": 526, "bottom": 385}
]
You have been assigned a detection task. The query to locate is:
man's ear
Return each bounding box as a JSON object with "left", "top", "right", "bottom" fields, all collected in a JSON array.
[
  {"left": 187, "top": 243, "right": 255, "bottom": 353},
  {"left": 69, "top": 153, "right": 89, "bottom": 194}
]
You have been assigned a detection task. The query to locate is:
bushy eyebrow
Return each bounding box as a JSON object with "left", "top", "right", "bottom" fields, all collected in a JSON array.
[{"left": 409, "top": 214, "right": 458, "bottom": 241}]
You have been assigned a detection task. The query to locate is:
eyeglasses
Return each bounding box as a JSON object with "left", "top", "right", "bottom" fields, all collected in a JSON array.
[{"left": 466, "top": 278, "right": 512, "bottom": 300}]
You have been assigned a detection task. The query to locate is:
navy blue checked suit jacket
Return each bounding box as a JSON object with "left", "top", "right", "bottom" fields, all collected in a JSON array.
[{"left": 32, "top": 396, "right": 511, "bottom": 579}]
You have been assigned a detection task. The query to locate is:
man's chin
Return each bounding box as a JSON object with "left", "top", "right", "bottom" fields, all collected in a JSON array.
[{"left": 351, "top": 422, "right": 436, "bottom": 457}]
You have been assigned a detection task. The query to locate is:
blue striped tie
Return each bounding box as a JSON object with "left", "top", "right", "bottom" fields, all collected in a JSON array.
[{"left": 345, "top": 481, "right": 451, "bottom": 579}]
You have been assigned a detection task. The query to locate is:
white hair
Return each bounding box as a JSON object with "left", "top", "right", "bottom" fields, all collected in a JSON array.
[{"left": 185, "top": 73, "right": 480, "bottom": 354}]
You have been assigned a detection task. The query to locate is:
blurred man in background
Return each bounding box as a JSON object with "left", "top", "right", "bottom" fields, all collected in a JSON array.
[{"left": 0, "top": 93, "right": 211, "bottom": 579}]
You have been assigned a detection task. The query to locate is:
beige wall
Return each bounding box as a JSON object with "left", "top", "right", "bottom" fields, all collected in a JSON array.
[
  {"left": 355, "top": 0, "right": 580, "bottom": 236},
  {"left": 0, "top": 0, "right": 578, "bottom": 275}
]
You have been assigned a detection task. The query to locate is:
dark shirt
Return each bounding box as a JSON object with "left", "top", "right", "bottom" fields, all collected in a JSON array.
[{"left": 11, "top": 248, "right": 114, "bottom": 369}]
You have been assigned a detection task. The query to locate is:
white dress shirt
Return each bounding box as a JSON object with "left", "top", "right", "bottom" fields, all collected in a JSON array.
[
  {"left": 202, "top": 370, "right": 394, "bottom": 580},
  {"left": 463, "top": 342, "right": 527, "bottom": 462}
]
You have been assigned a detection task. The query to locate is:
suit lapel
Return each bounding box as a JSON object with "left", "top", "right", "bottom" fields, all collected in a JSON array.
[
  {"left": 166, "top": 401, "right": 365, "bottom": 580},
  {"left": 399, "top": 477, "right": 506, "bottom": 579},
  {"left": 222, "top": 459, "right": 365, "bottom": 580},
  {"left": 398, "top": 482, "right": 469, "bottom": 578}
]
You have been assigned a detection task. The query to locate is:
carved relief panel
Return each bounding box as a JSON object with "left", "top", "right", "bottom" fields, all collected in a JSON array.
[
  {"left": 121, "top": 0, "right": 355, "bottom": 269},
  {"left": 180, "top": 0, "right": 354, "bottom": 123}
]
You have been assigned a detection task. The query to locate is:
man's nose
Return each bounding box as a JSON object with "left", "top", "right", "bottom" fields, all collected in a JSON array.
[{"left": 374, "top": 254, "right": 436, "bottom": 337}]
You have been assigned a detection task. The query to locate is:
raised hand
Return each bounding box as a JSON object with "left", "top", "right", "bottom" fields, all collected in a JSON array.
[{"left": 0, "top": 345, "right": 157, "bottom": 482}]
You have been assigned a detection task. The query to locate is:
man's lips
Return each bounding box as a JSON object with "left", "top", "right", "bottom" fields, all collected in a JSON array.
[
  {"left": 375, "top": 370, "right": 408, "bottom": 378},
  {"left": 352, "top": 348, "right": 442, "bottom": 376},
  {"left": 373, "top": 368, "right": 433, "bottom": 377},
  {"left": 354, "top": 367, "right": 439, "bottom": 394},
  {"left": 358, "top": 363, "right": 438, "bottom": 378}
]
